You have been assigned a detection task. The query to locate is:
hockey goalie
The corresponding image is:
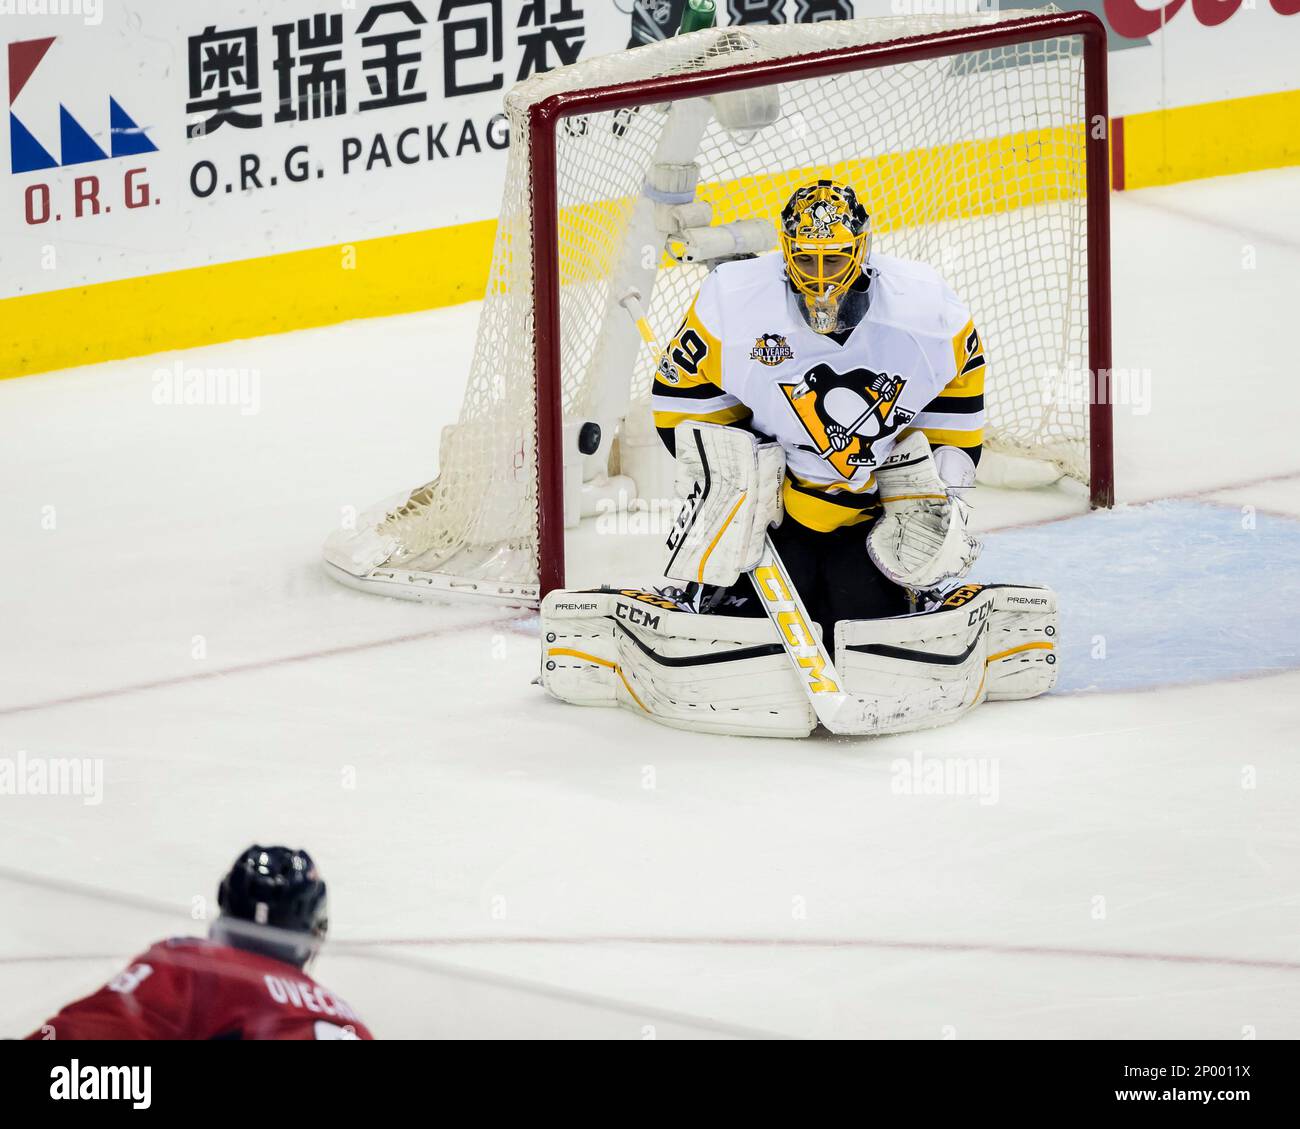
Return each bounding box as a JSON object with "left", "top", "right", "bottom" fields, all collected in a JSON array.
[{"left": 541, "top": 179, "right": 1058, "bottom": 738}]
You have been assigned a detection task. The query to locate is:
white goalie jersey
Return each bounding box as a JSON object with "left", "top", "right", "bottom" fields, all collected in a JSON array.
[{"left": 652, "top": 250, "right": 986, "bottom": 533}]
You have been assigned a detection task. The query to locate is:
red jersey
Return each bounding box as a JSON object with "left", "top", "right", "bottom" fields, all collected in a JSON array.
[{"left": 26, "top": 937, "right": 374, "bottom": 1041}]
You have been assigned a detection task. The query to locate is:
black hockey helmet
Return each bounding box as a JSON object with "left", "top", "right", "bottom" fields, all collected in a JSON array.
[{"left": 214, "top": 845, "right": 328, "bottom": 968}]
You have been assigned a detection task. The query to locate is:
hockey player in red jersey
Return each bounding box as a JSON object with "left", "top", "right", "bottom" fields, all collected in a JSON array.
[{"left": 26, "top": 845, "right": 374, "bottom": 1041}]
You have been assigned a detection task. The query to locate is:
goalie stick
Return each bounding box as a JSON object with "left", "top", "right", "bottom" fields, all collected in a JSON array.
[
  {"left": 748, "top": 534, "right": 908, "bottom": 735},
  {"left": 618, "top": 288, "right": 907, "bottom": 736}
]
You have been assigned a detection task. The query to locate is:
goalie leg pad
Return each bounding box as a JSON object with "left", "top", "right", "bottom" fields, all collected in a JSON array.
[
  {"left": 540, "top": 589, "right": 815, "bottom": 738},
  {"left": 976, "top": 584, "right": 1059, "bottom": 701},
  {"left": 833, "top": 583, "right": 1057, "bottom": 734}
]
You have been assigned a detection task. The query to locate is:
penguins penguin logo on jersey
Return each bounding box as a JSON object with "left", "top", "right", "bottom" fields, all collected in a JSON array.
[{"left": 779, "top": 363, "right": 913, "bottom": 478}]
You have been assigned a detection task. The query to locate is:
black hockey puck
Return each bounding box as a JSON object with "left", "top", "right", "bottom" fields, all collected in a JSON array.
[{"left": 577, "top": 421, "right": 601, "bottom": 455}]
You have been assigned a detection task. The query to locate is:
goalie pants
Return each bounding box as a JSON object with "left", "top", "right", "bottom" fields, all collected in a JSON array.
[{"left": 702, "top": 517, "right": 911, "bottom": 630}]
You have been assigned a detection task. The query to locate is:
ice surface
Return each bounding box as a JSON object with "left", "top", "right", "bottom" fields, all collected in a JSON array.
[{"left": 1, "top": 169, "right": 1298, "bottom": 1039}]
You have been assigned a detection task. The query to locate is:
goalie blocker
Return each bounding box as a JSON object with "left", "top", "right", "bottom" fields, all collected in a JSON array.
[{"left": 540, "top": 584, "right": 1058, "bottom": 739}]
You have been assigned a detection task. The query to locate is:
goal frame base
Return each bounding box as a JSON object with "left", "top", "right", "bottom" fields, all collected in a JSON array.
[{"left": 322, "top": 561, "right": 541, "bottom": 609}]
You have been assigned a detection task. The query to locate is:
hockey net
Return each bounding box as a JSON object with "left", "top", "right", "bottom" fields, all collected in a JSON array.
[{"left": 325, "top": 9, "right": 1111, "bottom": 607}]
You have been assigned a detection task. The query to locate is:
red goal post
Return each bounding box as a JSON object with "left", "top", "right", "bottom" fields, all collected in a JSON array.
[{"left": 528, "top": 10, "right": 1114, "bottom": 599}]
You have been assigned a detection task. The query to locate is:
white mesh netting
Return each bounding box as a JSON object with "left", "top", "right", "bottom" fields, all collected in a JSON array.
[{"left": 330, "top": 10, "right": 1094, "bottom": 601}]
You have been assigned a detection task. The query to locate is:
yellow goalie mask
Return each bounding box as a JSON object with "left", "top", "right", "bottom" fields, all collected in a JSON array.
[{"left": 779, "top": 179, "right": 871, "bottom": 334}]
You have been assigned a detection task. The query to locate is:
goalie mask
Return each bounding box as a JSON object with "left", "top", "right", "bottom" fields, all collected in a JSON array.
[{"left": 779, "top": 179, "right": 871, "bottom": 334}]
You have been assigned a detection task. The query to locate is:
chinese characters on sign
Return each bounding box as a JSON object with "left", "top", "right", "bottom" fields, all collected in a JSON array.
[
  {"left": 275, "top": 15, "right": 347, "bottom": 123},
  {"left": 187, "top": 26, "right": 260, "bottom": 137},
  {"left": 186, "top": 1, "right": 588, "bottom": 138}
]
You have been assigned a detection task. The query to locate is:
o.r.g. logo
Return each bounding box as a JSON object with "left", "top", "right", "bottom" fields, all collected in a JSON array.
[
  {"left": 9, "top": 37, "right": 157, "bottom": 171},
  {"left": 8, "top": 36, "right": 160, "bottom": 224}
]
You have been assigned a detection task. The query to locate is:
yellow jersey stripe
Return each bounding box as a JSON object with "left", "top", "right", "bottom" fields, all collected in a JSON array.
[
  {"left": 788, "top": 469, "right": 878, "bottom": 496},
  {"left": 939, "top": 364, "right": 985, "bottom": 399},
  {"left": 653, "top": 403, "right": 753, "bottom": 430},
  {"left": 934, "top": 385, "right": 985, "bottom": 402},
  {"left": 945, "top": 318, "right": 986, "bottom": 397},
  {"left": 654, "top": 367, "right": 725, "bottom": 392},
  {"left": 905, "top": 425, "right": 984, "bottom": 450},
  {"left": 783, "top": 480, "right": 879, "bottom": 533}
]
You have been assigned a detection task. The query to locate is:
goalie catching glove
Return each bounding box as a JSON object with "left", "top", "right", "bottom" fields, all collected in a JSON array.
[
  {"left": 867, "top": 431, "right": 981, "bottom": 590},
  {"left": 663, "top": 422, "right": 785, "bottom": 588}
]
